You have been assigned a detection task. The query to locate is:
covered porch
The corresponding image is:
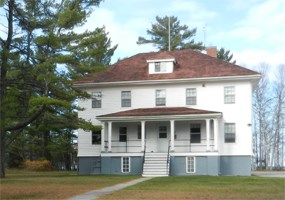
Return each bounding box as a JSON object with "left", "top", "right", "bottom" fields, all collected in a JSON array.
[{"left": 97, "top": 107, "right": 222, "bottom": 154}]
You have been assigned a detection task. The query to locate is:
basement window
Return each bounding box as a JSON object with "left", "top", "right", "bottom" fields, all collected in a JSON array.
[
  {"left": 186, "top": 156, "right": 195, "bottom": 173},
  {"left": 121, "top": 157, "right": 130, "bottom": 173}
]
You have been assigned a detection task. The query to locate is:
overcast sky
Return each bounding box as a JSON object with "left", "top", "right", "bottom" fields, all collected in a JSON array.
[{"left": 80, "top": 0, "right": 284, "bottom": 73}]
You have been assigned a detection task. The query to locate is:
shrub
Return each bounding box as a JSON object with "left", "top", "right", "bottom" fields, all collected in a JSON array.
[{"left": 25, "top": 160, "right": 52, "bottom": 171}]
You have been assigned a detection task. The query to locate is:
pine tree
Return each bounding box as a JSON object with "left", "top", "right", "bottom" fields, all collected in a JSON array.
[
  {"left": 0, "top": 0, "right": 108, "bottom": 178},
  {"left": 217, "top": 47, "right": 236, "bottom": 64},
  {"left": 137, "top": 16, "right": 204, "bottom": 51}
]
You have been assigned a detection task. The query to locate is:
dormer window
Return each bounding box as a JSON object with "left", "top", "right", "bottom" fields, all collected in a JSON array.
[
  {"left": 155, "top": 62, "right": 166, "bottom": 72},
  {"left": 147, "top": 58, "right": 176, "bottom": 74},
  {"left": 155, "top": 62, "right": 160, "bottom": 72}
]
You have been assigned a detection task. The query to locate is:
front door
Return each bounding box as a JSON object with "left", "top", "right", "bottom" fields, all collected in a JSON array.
[{"left": 157, "top": 126, "right": 169, "bottom": 152}]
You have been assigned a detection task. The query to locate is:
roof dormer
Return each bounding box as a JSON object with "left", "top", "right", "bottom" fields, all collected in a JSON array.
[{"left": 147, "top": 58, "right": 176, "bottom": 74}]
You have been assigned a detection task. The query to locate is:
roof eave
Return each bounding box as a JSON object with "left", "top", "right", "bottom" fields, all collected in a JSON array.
[
  {"left": 74, "top": 74, "right": 262, "bottom": 88},
  {"left": 96, "top": 113, "right": 223, "bottom": 122}
]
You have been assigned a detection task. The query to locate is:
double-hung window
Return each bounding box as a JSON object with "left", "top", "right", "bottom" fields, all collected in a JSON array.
[
  {"left": 224, "top": 123, "right": 236, "bottom": 143},
  {"left": 137, "top": 125, "right": 141, "bottom": 139},
  {"left": 156, "top": 89, "right": 166, "bottom": 106},
  {"left": 92, "top": 92, "right": 102, "bottom": 108},
  {"left": 121, "top": 91, "right": 131, "bottom": 107},
  {"left": 119, "top": 127, "right": 127, "bottom": 142},
  {"left": 121, "top": 157, "right": 130, "bottom": 173},
  {"left": 159, "top": 126, "right": 167, "bottom": 138},
  {"left": 154, "top": 62, "right": 166, "bottom": 72},
  {"left": 186, "top": 156, "right": 195, "bottom": 173},
  {"left": 224, "top": 86, "right": 235, "bottom": 104},
  {"left": 186, "top": 88, "right": 197, "bottom": 105},
  {"left": 92, "top": 130, "right": 101, "bottom": 145},
  {"left": 155, "top": 62, "right": 161, "bottom": 72},
  {"left": 190, "top": 124, "right": 201, "bottom": 143}
]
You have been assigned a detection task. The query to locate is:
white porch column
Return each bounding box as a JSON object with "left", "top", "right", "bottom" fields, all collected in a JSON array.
[
  {"left": 213, "top": 119, "right": 219, "bottom": 151},
  {"left": 108, "top": 121, "right": 112, "bottom": 152},
  {"left": 206, "top": 119, "right": 210, "bottom": 151},
  {"left": 101, "top": 122, "right": 106, "bottom": 152},
  {"left": 141, "top": 121, "right": 145, "bottom": 152},
  {"left": 170, "top": 120, "right": 175, "bottom": 151}
]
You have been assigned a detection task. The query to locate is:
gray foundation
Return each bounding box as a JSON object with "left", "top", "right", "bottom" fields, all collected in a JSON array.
[
  {"left": 78, "top": 155, "right": 251, "bottom": 176},
  {"left": 78, "top": 157, "right": 101, "bottom": 175},
  {"left": 170, "top": 156, "right": 220, "bottom": 176},
  {"left": 219, "top": 156, "right": 251, "bottom": 176}
]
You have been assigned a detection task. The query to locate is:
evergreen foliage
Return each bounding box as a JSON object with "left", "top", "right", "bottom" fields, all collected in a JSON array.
[
  {"left": 217, "top": 47, "right": 236, "bottom": 64},
  {"left": 137, "top": 16, "right": 204, "bottom": 51},
  {"left": 0, "top": 0, "right": 116, "bottom": 177}
]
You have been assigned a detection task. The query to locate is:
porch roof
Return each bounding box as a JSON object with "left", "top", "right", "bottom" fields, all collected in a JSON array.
[{"left": 97, "top": 107, "right": 222, "bottom": 121}]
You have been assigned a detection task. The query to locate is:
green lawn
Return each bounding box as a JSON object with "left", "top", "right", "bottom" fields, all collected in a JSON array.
[
  {"left": 99, "top": 176, "right": 285, "bottom": 200},
  {"left": 1, "top": 170, "right": 284, "bottom": 200},
  {"left": 0, "top": 169, "right": 139, "bottom": 199}
]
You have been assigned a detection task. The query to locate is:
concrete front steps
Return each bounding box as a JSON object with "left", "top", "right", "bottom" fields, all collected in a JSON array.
[{"left": 142, "top": 152, "right": 169, "bottom": 177}]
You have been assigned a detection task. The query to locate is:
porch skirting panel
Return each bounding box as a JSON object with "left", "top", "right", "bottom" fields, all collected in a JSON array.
[
  {"left": 219, "top": 156, "right": 251, "bottom": 176},
  {"left": 101, "top": 156, "right": 143, "bottom": 175},
  {"left": 170, "top": 155, "right": 251, "bottom": 176},
  {"left": 78, "top": 157, "right": 101, "bottom": 175},
  {"left": 78, "top": 155, "right": 251, "bottom": 176},
  {"left": 170, "top": 156, "right": 220, "bottom": 176}
]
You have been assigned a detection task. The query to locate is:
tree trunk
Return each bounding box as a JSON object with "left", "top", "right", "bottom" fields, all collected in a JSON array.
[
  {"left": 0, "top": 0, "right": 15, "bottom": 178},
  {"left": 43, "top": 130, "right": 51, "bottom": 161}
]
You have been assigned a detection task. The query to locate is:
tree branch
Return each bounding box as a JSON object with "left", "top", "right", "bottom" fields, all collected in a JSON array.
[{"left": 4, "top": 105, "right": 45, "bottom": 132}]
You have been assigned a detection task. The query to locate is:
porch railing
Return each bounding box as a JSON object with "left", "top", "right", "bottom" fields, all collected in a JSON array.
[
  {"left": 103, "top": 139, "right": 143, "bottom": 153},
  {"left": 102, "top": 138, "right": 215, "bottom": 153},
  {"left": 174, "top": 138, "right": 215, "bottom": 152}
]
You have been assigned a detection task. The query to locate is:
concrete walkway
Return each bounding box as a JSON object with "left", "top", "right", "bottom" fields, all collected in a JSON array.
[
  {"left": 252, "top": 171, "right": 285, "bottom": 178},
  {"left": 69, "top": 177, "right": 152, "bottom": 200}
]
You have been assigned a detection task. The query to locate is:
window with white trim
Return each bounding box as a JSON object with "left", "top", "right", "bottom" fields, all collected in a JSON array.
[
  {"left": 156, "top": 89, "right": 166, "bottom": 106},
  {"left": 137, "top": 125, "right": 141, "bottom": 139},
  {"left": 92, "top": 130, "right": 101, "bottom": 145},
  {"left": 186, "top": 88, "right": 197, "bottom": 105},
  {"left": 119, "top": 127, "right": 127, "bottom": 142},
  {"left": 159, "top": 126, "right": 167, "bottom": 138},
  {"left": 186, "top": 156, "right": 195, "bottom": 173},
  {"left": 224, "top": 86, "right": 235, "bottom": 104},
  {"left": 190, "top": 124, "right": 201, "bottom": 143},
  {"left": 224, "top": 123, "right": 236, "bottom": 143},
  {"left": 154, "top": 62, "right": 166, "bottom": 72},
  {"left": 122, "top": 157, "right": 130, "bottom": 173},
  {"left": 121, "top": 91, "right": 131, "bottom": 107},
  {"left": 92, "top": 92, "right": 102, "bottom": 108}
]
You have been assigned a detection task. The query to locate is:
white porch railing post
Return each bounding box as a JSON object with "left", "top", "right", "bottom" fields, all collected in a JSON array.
[
  {"left": 170, "top": 120, "right": 175, "bottom": 151},
  {"left": 214, "top": 119, "right": 218, "bottom": 151},
  {"left": 108, "top": 121, "right": 112, "bottom": 152},
  {"left": 101, "top": 122, "right": 106, "bottom": 152},
  {"left": 206, "top": 119, "right": 210, "bottom": 151},
  {"left": 141, "top": 121, "right": 145, "bottom": 152}
]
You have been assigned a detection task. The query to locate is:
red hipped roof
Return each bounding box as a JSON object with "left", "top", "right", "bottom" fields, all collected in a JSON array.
[{"left": 75, "top": 49, "right": 259, "bottom": 84}]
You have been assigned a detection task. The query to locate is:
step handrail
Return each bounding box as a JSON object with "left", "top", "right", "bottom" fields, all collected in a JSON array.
[
  {"left": 167, "top": 140, "right": 171, "bottom": 175},
  {"left": 142, "top": 139, "right": 146, "bottom": 173}
]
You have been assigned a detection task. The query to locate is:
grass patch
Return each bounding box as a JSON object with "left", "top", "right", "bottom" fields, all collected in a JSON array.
[
  {"left": 99, "top": 176, "right": 285, "bottom": 200},
  {"left": 0, "top": 169, "right": 139, "bottom": 199}
]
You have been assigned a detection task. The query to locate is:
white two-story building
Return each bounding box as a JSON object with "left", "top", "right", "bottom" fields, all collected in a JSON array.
[{"left": 75, "top": 49, "right": 260, "bottom": 176}]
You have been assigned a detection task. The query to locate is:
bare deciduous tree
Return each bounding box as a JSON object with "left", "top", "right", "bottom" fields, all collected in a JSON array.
[{"left": 253, "top": 63, "right": 285, "bottom": 170}]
